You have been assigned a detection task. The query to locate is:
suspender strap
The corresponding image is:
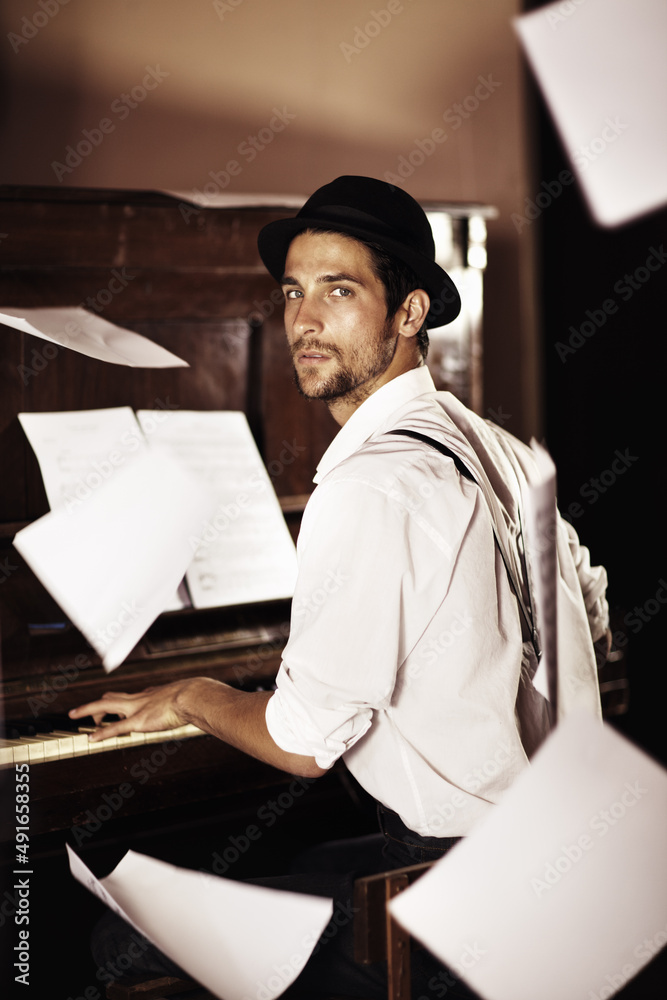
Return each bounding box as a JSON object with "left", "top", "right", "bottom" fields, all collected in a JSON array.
[
  {"left": 388, "top": 428, "right": 541, "bottom": 660},
  {"left": 389, "top": 428, "right": 476, "bottom": 482}
]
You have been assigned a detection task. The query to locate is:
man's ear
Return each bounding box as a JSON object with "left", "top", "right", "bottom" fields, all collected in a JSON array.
[{"left": 397, "top": 289, "right": 430, "bottom": 338}]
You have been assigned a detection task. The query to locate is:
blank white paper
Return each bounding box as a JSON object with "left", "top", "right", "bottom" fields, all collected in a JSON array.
[
  {"left": 0, "top": 306, "right": 188, "bottom": 366},
  {"left": 68, "top": 846, "right": 333, "bottom": 1000},
  {"left": 390, "top": 711, "right": 667, "bottom": 1000},
  {"left": 514, "top": 0, "right": 667, "bottom": 226},
  {"left": 13, "top": 448, "right": 215, "bottom": 670}
]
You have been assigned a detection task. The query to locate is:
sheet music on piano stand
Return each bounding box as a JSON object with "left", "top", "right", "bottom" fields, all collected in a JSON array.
[
  {"left": 135, "top": 409, "right": 297, "bottom": 609},
  {"left": 14, "top": 407, "right": 297, "bottom": 671}
]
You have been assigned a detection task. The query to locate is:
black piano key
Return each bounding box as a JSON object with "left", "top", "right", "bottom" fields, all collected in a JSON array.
[{"left": 2, "top": 712, "right": 123, "bottom": 739}]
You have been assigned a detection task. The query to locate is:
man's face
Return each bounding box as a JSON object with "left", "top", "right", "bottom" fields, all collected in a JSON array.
[{"left": 281, "top": 230, "right": 399, "bottom": 408}]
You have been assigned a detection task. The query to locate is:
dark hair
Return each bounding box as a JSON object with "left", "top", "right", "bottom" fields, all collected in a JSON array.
[{"left": 306, "top": 228, "right": 429, "bottom": 359}]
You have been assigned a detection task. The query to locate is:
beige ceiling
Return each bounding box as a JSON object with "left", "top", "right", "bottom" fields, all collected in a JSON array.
[{"left": 4, "top": 0, "right": 521, "bottom": 142}]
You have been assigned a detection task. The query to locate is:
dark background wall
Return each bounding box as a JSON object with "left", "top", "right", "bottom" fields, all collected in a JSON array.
[{"left": 532, "top": 89, "right": 666, "bottom": 766}]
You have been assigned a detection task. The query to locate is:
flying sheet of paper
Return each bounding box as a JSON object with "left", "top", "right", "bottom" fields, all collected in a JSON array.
[
  {"left": 514, "top": 0, "right": 667, "bottom": 227},
  {"left": 390, "top": 711, "right": 667, "bottom": 1000},
  {"left": 13, "top": 448, "right": 215, "bottom": 670},
  {"left": 0, "top": 306, "right": 188, "bottom": 367},
  {"left": 18, "top": 407, "right": 190, "bottom": 612},
  {"left": 136, "top": 410, "right": 298, "bottom": 607},
  {"left": 521, "top": 440, "right": 558, "bottom": 708},
  {"left": 68, "top": 846, "right": 333, "bottom": 1000}
]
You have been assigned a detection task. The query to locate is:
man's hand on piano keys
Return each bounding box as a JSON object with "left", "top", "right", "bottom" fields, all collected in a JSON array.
[
  {"left": 70, "top": 677, "right": 327, "bottom": 777},
  {"left": 68, "top": 681, "right": 192, "bottom": 742}
]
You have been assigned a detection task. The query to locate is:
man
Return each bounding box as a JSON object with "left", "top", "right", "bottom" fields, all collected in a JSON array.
[{"left": 72, "top": 176, "right": 609, "bottom": 996}]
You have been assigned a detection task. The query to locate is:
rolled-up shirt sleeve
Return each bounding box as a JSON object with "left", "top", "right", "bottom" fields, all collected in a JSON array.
[{"left": 266, "top": 665, "right": 373, "bottom": 769}]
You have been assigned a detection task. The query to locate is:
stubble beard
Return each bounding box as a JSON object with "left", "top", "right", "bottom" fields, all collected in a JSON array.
[{"left": 291, "top": 323, "right": 398, "bottom": 406}]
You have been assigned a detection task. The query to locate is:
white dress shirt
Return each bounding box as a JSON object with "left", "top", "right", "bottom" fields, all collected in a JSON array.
[{"left": 266, "top": 367, "right": 607, "bottom": 836}]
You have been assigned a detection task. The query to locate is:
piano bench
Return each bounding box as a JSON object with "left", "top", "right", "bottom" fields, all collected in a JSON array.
[
  {"left": 352, "top": 861, "right": 433, "bottom": 1000},
  {"left": 104, "top": 861, "right": 433, "bottom": 1000}
]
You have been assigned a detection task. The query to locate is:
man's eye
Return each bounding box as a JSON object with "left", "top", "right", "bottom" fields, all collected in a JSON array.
[
  {"left": 331, "top": 287, "right": 352, "bottom": 297},
  {"left": 284, "top": 289, "right": 302, "bottom": 300}
]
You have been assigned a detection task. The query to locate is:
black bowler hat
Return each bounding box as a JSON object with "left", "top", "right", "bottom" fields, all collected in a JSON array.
[{"left": 257, "top": 175, "right": 461, "bottom": 327}]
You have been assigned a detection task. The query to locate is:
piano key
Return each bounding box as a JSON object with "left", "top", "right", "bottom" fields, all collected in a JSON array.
[
  {"left": 142, "top": 723, "right": 205, "bottom": 743},
  {"left": 77, "top": 726, "right": 119, "bottom": 754},
  {"left": 116, "top": 731, "right": 146, "bottom": 749},
  {"left": 4, "top": 722, "right": 39, "bottom": 738}
]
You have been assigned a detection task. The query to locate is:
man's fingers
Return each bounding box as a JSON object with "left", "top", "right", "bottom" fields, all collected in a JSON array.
[
  {"left": 87, "top": 718, "right": 136, "bottom": 742},
  {"left": 69, "top": 703, "right": 105, "bottom": 720},
  {"left": 69, "top": 694, "right": 135, "bottom": 720},
  {"left": 68, "top": 682, "right": 184, "bottom": 739}
]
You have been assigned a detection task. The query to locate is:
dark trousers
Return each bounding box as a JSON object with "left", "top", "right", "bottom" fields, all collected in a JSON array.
[{"left": 91, "top": 805, "right": 478, "bottom": 998}]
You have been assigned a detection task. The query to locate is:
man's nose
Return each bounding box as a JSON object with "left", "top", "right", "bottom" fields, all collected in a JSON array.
[{"left": 291, "top": 295, "right": 322, "bottom": 336}]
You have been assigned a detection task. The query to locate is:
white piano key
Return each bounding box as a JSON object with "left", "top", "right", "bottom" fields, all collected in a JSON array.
[
  {"left": 9, "top": 741, "right": 31, "bottom": 763},
  {"left": 76, "top": 726, "right": 118, "bottom": 753},
  {"left": 116, "top": 731, "right": 146, "bottom": 749},
  {"left": 62, "top": 730, "right": 90, "bottom": 755}
]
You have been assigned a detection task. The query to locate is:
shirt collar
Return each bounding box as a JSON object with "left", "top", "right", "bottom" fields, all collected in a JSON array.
[{"left": 314, "top": 366, "right": 437, "bottom": 484}]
